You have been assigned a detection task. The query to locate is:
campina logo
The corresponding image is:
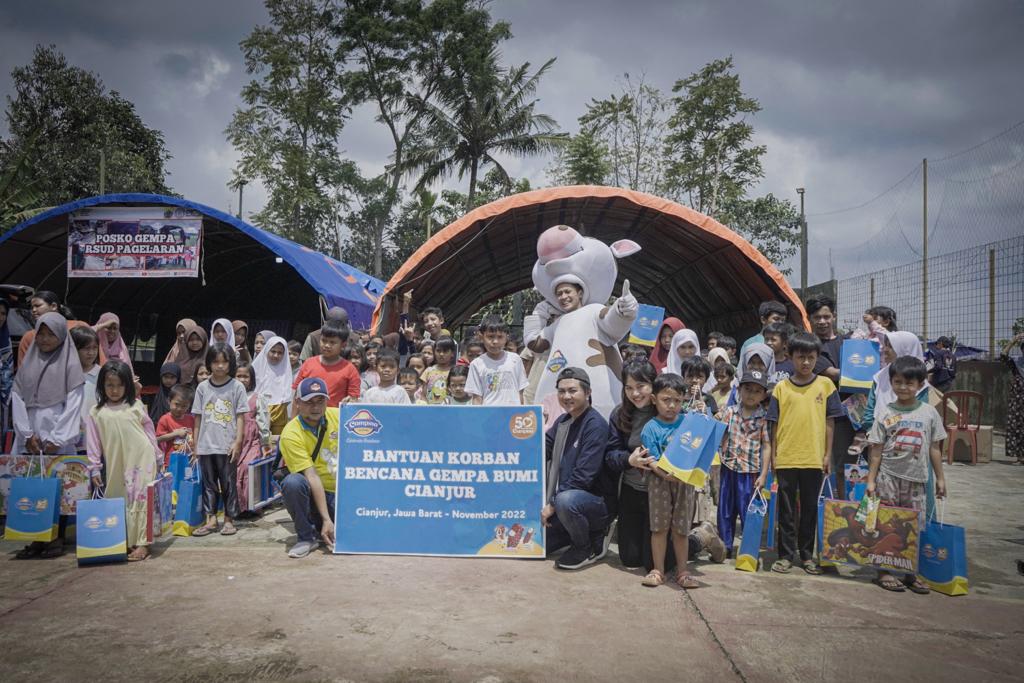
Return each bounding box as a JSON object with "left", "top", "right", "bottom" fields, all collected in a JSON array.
[
  {"left": 85, "top": 516, "right": 102, "bottom": 530},
  {"left": 15, "top": 497, "right": 31, "bottom": 512},
  {"left": 346, "top": 409, "right": 383, "bottom": 437}
]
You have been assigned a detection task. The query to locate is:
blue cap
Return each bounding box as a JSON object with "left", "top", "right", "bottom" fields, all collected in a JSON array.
[{"left": 297, "top": 377, "right": 329, "bottom": 401}]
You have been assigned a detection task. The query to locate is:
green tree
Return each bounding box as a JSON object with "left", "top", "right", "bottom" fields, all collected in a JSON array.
[
  {"left": 226, "top": 0, "right": 353, "bottom": 251},
  {"left": 663, "top": 57, "right": 765, "bottom": 217},
  {"left": 0, "top": 45, "right": 171, "bottom": 208},
  {"left": 719, "top": 194, "right": 800, "bottom": 274},
  {"left": 406, "top": 47, "right": 564, "bottom": 209},
  {"left": 433, "top": 167, "right": 530, "bottom": 226},
  {"left": 548, "top": 128, "right": 610, "bottom": 186}
]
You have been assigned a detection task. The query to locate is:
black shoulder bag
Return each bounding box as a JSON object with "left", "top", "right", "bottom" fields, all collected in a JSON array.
[{"left": 272, "top": 419, "right": 327, "bottom": 485}]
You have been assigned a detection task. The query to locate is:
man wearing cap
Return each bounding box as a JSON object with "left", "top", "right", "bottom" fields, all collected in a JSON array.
[
  {"left": 541, "top": 367, "right": 615, "bottom": 570},
  {"left": 279, "top": 377, "right": 341, "bottom": 558}
]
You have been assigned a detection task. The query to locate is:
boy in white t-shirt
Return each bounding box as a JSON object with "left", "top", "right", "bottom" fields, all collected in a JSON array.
[{"left": 466, "top": 315, "right": 528, "bottom": 406}]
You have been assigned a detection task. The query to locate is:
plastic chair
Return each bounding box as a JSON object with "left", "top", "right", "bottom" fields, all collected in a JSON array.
[{"left": 941, "top": 391, "right": 984, "bottom": 465}]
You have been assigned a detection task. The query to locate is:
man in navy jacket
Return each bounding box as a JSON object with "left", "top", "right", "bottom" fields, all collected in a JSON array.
[{"left": 542, "top": 367, "right": 614, "bottom": 570}]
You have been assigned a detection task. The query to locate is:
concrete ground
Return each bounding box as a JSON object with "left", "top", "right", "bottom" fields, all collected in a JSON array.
[{"left": 1, "top": 439, "right": 1022, "bottom": 682}]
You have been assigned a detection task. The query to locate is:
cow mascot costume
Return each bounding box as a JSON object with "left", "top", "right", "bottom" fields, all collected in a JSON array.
[{"left": 524, "top": 225, "right": 641, "bottom": 418}]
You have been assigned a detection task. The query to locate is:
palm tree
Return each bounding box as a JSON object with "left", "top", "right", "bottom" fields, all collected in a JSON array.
[{"left": 406, "top": 53, "right": 566, "bottom": 209}]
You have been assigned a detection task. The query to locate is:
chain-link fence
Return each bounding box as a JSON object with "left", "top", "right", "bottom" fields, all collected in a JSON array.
[{"left": 834, "top": 233, "right": 1024, "bottom": 355}]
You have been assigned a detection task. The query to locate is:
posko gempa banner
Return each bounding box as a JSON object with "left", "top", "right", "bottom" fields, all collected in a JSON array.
[
  {"left": 68, "top": 206, "right": 202, "bottom": 278},
  {"left": 334, "top": 405, "right": 545, "bottom": 558}
]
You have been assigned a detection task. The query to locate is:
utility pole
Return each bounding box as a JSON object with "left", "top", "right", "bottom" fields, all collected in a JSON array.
[
  {"left": 922, "top": 159, "right": 928, "bottom": 341},
  {"left": 237, "top": 180, "right": 246, "bottom": 219},
  {"left": 796, "top": 187, "right": 807, "bottom": 297}
]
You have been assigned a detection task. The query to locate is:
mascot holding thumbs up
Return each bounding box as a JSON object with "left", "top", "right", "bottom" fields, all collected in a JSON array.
[{"left": 524, "top": 224, "right": 641, "bottom": 418}]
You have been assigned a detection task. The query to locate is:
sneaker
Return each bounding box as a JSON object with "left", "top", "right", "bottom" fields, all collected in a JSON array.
[
  {"left": 591, "top": 526, "right": 613, "bottom": 561},
  {"left": 287, "top": 540, "right": 317, "bottom": 558},
  {"left": 556, "top": 546, "right": 597, "bottom": 570}
]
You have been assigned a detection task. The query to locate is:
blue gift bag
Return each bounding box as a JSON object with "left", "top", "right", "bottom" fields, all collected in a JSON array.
[
  {"left": 919, "top": 502, "right": 968, "bottom": 596},
  {"left": 628, "top": 304, "right": 665, "bottom": 347},
  {"left": 4, "top": 476, "right": 61, "bottom": 542},
  {"left": 168, "top": 452, "right": 197, "bottom": 506},
  {"left": 76, "top": 496, "right": 127, "bottom": 565},
  {"left": 839, "top": 339, "right": 881, "bottom": 393},
  {"left": 656, "top": 412, "right": 727, "bottom": 489},
  {"left": 736, "top": 489, "right": 767, "bottom": 572},
  {"left": 172, "top": 466, "right": 204, "bottom": 536}
]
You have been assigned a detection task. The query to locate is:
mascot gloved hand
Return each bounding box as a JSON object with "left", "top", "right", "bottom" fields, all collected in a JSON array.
[
  {"left": 615, "top": 279, "right": 638, "bottom": 317},
  {"left": 523, "top": 299, "right": 562, "bottom": 346}
]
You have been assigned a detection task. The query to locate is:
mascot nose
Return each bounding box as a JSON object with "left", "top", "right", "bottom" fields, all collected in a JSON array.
[{"left": 537, "top": 225, "right": 583, "bottom": 263}]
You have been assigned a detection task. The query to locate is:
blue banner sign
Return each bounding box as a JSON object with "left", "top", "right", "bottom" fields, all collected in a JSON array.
[{"left": 335, "top": 405, "right": 546, "bottom": 558}]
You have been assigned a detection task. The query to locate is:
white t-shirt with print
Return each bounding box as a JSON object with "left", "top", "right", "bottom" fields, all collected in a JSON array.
[{"left": 465, "top": 351, "right": 528, "bottom": 405}]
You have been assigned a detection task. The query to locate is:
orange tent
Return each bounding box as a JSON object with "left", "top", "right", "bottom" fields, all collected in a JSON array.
[{"left": 372, "top": 185, "right": 807, "bottom": 338}]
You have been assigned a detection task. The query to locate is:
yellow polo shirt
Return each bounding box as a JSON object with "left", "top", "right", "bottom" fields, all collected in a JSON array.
[
  {"left": 767, "top": 376, "right": 844, "bottom": 468},
  {"left": 279, "top": 407, "right": 340, "bottom": 493}
]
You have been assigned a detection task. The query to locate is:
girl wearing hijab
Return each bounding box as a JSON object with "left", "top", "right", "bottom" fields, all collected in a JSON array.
[
  {"left": 251, "top": 335, "right": 293, "bottom": 435},
  {"left": 177, "top": 324, "right": 209, "bottom": 385},
  {"left": 253, "top": 329, "right": 276, "bottom": 357},
  {"left": 93, "top": 312, "right": 133, "bottom": 370},
  {"left": 702, "top": 347, "right": 731, "bottom": 395},
  {"left": 17, "top": 291, "right": 96, "bottom": 365},
  {"left": 210, "top": 318, "right": 236, "bottom": 349},
  {"left": 164, "top": 318, "right": 197, "bottom": 365},
  {"left": 1000, "top": 325, "right": 1024, "bottom": 465},
  {"left": 232, "top": 320, "right": 252, "bottom": 364},
  {"left": 665, "top": 329, "right": 701, "bottom": 376},
  {"left": 149, "top": 362, "right": 182, "bottom": 422},
  {"left": 649, "top": 317, "right": 685, "bottom": 374},
  {"left": 11, "top": 313, "right": 86, "bottom": 559}
]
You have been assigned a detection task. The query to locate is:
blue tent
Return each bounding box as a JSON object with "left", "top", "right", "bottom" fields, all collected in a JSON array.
[{"left": 0, "top": 193, "right": 384, "bottom": 331}]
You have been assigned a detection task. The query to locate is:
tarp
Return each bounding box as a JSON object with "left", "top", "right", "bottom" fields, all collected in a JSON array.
[
  {"left": 372, "top": 185, "right": 808, "bottom": 338},
  {"left": 0, "top": 194, "right": 384, "bottom": 329}
]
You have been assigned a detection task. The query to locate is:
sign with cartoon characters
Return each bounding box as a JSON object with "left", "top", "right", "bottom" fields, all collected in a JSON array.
[
  {"left": 334, "top": 405, "right": 545, "bottom": 558},
  {"left": 820, "top": 498, "right": 920, "bottom": 572},
  {"left": 68, "top": 206, "right": 202, "bottom": 278},
  {"left": 0, "top": 455, "right": 91, "bottom": 516}
]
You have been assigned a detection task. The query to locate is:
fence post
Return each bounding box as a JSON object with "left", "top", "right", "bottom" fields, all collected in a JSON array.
[
  {"left": 989, "top": 248, "right": 996, "bottom": 358},
  {"left": 922, "top": 158, "right": 928, "bottom": 342},
  {"left": 869, "top": 277, "right": 875, "bottom": 308}
]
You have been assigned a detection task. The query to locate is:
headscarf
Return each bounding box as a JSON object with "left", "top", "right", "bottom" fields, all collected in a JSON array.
[
  {"left": 96, "top": 312, "right": 133, "bottom": 368},
  {"left": 232, "top": 320, "right": 249, "bottom": 345},
  {"left": 251, "top": 336, "right": 293, "bottom": 404},
  {"left": 164, "top": 317, "right": 197, "bottom": 365},
  {"left": 149, "top": 362, "right": 181, "bottom": 422},
  {"left": 873, "top": 331, "right": 929, "bottom": 406},
  {"left": 210, "top": 318, "right": 236, "bottom": 348},
  {"left": 13, "top": 312, "right": 85, "bottom": 409},
  {"left": 736, "top": 343, "right": 776, "bottom": 385},
  {"left": 665, "top": 329, "right": 701, "bottom": 376},
  {"left": 649, "top": 317, "right": 685, "bottom": 373},
  {"left": 702, "top": 347, "right": 731, "bottom": 393},
  {"left": 255, "top": 329, "right": 276, "bottom": 349},
  {"left": 177, "top": 323, "right": 209, "bottom": 382}
]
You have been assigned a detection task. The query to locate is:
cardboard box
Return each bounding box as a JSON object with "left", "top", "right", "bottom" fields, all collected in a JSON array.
[{"left": 948, "top": 425, "right": 992, "bottom": 464}]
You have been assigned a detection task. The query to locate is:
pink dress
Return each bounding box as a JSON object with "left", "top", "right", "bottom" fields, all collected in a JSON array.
[{"left": 235, "top": 392, "right": 269, "bottom": 511}]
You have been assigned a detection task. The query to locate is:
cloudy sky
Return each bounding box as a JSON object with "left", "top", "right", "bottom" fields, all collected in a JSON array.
[{"left": 2, "top": 0, "right": 1022, "bottom": 285}]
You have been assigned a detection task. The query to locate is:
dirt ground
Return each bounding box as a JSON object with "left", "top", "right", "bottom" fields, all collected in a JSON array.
[{"left": 1, "top": 440, "right": 1022, "bottom": 682}]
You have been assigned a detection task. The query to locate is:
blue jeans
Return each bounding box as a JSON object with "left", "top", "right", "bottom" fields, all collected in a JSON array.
[
  {"left": 547, "top": 488, "right": 609, "bottom": 553},
  {"left": 281, "top": 473, "right": 335, "bottom": 544}
]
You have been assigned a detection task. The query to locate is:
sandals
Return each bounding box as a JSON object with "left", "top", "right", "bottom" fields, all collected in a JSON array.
[
  {"left": 874, "top": 574, "right": 905, "bottom": 592},
  {"left": 642, "top": 569, "right": 665, "bottom": 587},
  {"left": 127, "top": 546, "right": 151, "bottom": 562},
  {"left": 676, "top": 572, "right": 700, "bottom": 590},
  {"left": 903, "top": 576, "right": 931, "bottom": 594},
  {"left": 220, "top": 523, "right": 237, "bottom": 536},
  {"left": 191, "top": 524, "right": 217, "bottom": 537},
  {"left": 771, "top": 559, "right": 792, "bottom": 574},
  {"left": 802, "top": 560, "right": 823, "bottom": 575}
]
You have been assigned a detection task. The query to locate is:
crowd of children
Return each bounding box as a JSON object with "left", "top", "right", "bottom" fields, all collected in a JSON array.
[{"left": 0, "top": 286, "right": 975, "bottom": 595}]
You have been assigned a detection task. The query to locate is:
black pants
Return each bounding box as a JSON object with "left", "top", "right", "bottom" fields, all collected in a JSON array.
[
  {"left": 776, "top": 468, "right": 823, "bottom": 563},
  {"left": 199, "top": 453, "right": 239, "bottom": 519},
  {"left": 618, "top": 483, "right": 698, "bottom": 572},
  {"left": 831, "top": 417, "right": 856, "bottom": 498}
]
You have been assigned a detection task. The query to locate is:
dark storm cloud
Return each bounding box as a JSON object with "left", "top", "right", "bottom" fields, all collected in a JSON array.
[{"left": 1, "top": 0, "right": 1020, "bottom": 283}]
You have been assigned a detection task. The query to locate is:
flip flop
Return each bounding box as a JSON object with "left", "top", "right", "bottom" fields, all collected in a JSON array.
[
  {"left": 802, "top": 560, "right": 823, "bottom": 575},
  {"left": 903, "top": 576, "right": 930, "bottom": 594},
  {"left": 191, "top": 525, "right": 217, "bottom": 537},
  {"left": 220, "top": 524, "right": 237, "bottom": 536},
  {"left": 873, "top": 575, "right": 905, "bottom": 592},
  {"left": 127, "top": 547, "right": 151, "bottom": 562}
]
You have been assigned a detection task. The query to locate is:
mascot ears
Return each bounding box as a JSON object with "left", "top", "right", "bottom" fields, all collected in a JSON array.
[{"left": 610, "top": 239, "right": 642, "bottom": 259}]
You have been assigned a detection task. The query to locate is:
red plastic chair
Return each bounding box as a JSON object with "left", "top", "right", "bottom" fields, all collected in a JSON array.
[{"left": 940, "top": 391, "right": 984, "bottom": 465}]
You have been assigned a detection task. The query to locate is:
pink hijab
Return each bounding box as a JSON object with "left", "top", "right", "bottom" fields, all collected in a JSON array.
[{"left": 97, "top": 312, "right": 133, "bottom": 369}]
